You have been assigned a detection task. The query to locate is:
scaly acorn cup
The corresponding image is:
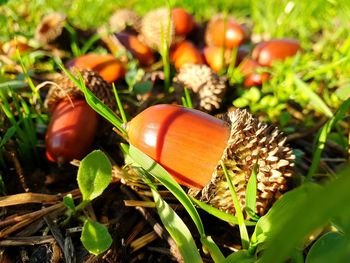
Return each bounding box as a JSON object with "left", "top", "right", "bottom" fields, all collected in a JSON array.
[
  {"left": 173, "top": 64, "right": 227, "bottom": 112},
  {"left": 108, "top": 9, "right": 141, "bottom": 33},
  {"left": 127, "top": 104, "right": 295, "bottom": 216},
  {"left": 44, "top": 68, "right": 116, "bottom": 111},
  {"left": 44, "top": 69, "right": 117, "bottom": 163},
  {"left": 140, "top": 7, "right": 175, "bottom": 51},
  {"left": 35, "top": 12, "right": 69, "bottom": 50}
]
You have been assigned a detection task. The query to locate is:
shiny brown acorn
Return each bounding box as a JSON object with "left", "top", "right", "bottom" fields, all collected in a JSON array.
[
  {"left": 203, "top": 45, "right": 249, "bottom": 73},
  {"left": 66, "top": 53, "right": 125, "bottom": 83},
  {"left": 116, "top": 32, "right": 155, "bottom": 66},
  {"left": 45, "top": 99, "right": 99, "bottom": 163},
  {"left": 171, "top": 8, "right": 196, "bottom": 37},
  {"left": 127, "top": 104, "right": 230, "bottom": 188},
  {"left": 44, "top": 69, "right": 116, "bottom": 164},
  {"left": 127, "top": 104, "right": 295, "bottom": 216},
  {"left": 205, "top": 16, "right": 245, "bottom": 49},
  {"left": 252, "top": 39, "right": 301, "bottom": 67},
  {"left": 240, "top": 58, "right": 270, "bottom": 87},
  {"left": 170, "top": 41, "right": 204, "bottom": 69}
]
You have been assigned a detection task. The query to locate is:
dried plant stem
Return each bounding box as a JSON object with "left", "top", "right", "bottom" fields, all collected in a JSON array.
[
  {"left": 0, "top": 203, "right": 64, "bottom": 229},
  {"left": 0, "top": 193, "right": 59, "bottom": 207},
  {"left": 120, "top": 185, "right": 182, "bottom": 261},
  {"left": 0, "top": 236, "right": 55, "bottom": 246},
  {"left": 6, "top": 151, "right": 28, "bottom": 192},
  {"left": 130, "top": 231, "right": 158, "bottom": 252}
]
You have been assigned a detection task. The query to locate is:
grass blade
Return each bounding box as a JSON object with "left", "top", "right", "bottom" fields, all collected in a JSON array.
[
  {"left": 151, "top": 187, "right": 202, "bottom": 263},
  {"left": 245, "top": 163, "right": 259, "bottom": 220},
  {"left": 306, "top": 98, "right": 350, "bottom": 180},
  {"left": 129, "top": 145, "right": 205, "bottom": 235},
  {"left": 257, "top": 165, "right": 350, "bottom": 263},
  {"left": 221, "top": 160, "right": 250, "bottom": 249},
  {"left": 190, "top": 198, "right": 256, "bottom": 226},
  {"left": 112, "top": 83, "right": 127, "bottom": 123},
  {"left": 128, "top": 145, "right": 226, "bottom": 262},
  {"left": 294, "top": 75, "right": 333, "bottom": 118},
  {"left": 56, "top": 62, "right": 127, "bottom": 137}
]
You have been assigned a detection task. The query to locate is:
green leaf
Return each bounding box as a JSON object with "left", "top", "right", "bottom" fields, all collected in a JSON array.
[
  {"left": 306, "top": 98, "right": 350, "bottom": 180},
  {"left": 77, "top": 150, "right": 112, "bottom": 202},
  {"left": 335, "top": 84, "right": 350, "bottom": 100},
  {"left": 128, "top": 145, "right": 225, "bottom": 262},
  {"left": 256, "top": 165, "right": 350, "bottom": 263},
  {"left": 56, "top": 62, "right": 126, "bottom": 135},
  {"left": 225, "top": 250, "right": 255, "bottom": 263},
  {"left": 63, "top": 194, "right": 75, "bottom": 211},
  {"left": 151, "top": 188, "right": 202, "bottom": 263},
  {"left": 133, "top": 81, "right": 152, "bottom": 95},
  {"left": 200, "top": 236, "right": 225, "bottom": 263},
  {"left": 0, "top": 80, "right": 27, "bottom": 90},
  {"left": 81, "top": 219, "right": 112, "bottom": 256},
  {"left": 306, "top": 232, "right": 350, "bottom": 263},
  {"left": 294, "top": 75, "right": 333, "bottom": 118},
  {"left": 190, "top": 198, "right": 256, "bottom": 226},
  {"left": 129, "top": 145, "right": 205, "bottom": 235},
  {"left": 245, "top": 163, "right": 258, "bottom": 220},
  {"left": 221, "top": 161, "right": 250, "bottom": 249},
  {"left": 0, "top": 126, "right": 17, "bottom": 148}
]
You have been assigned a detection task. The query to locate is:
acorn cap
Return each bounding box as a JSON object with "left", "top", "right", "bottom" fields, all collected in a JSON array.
[
  {"left": 140, "top": 7, "right": 175, "bottom": 51},
  {"left": 44, "top": 68, "right": 116, "bottom": 112},
  {"left": 35, "top": 12, "right": 67, "bottom": 46},
  {"left": 173, "top": 64, "right": 227, "bottom": 112},
  {"left": 188, "top": 109, "right": 295, "bottom": 216},
  {"left": 109, "top": 9, "right": 141, "bottom": 33}
]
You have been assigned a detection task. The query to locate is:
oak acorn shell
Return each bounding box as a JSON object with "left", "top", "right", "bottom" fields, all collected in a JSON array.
[
  {"left": 66, "top": 53, "right": 125, "bottom": 83},
  {"left": 252, "top": 39, "right": 301, "bottom": 67},
  {"left": 45, "top": 99, "right": 99, "bottom": 163},
  {"left": 205, "top": 15, "right": 245, "bottom": 48},
  {"left": 171, "top": 8, "right": 195, "bottom": 37},
  {"left": 128, "top": 104, "right": 295, "bottom": 216},
  {"left": 170, "top": 40, "right": 204, "bottom": 69}
]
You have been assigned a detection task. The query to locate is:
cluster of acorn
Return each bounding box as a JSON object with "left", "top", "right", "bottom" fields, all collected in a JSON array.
[{"left": 24, "top": 7, "right": 300, "bottom": 216}]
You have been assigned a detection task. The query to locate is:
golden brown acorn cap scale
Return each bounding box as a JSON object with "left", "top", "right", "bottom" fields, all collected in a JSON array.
[
  {"left": 44, "top": 68, "right": 116, "bottom": 112},
  {"left": 173, "top": 64, "right": 227, "bottom": 112},
  {"left": 188, "top": 109, "right": 295, "bottom": 216},
  {"left": 108, "top": 9, "right": 141, "bottom": 33},
  {"left": 140, "top": 7, "right": 175, "bottom": 51}
]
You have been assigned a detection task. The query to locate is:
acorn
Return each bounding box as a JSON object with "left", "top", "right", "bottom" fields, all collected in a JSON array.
[
  {"left": 45, "top": 99, "right": 99, "bottom": 163},
  {"left": 35, "top": 12, "right": 70, "bottom": 50},
  {"left": 44, "top": 69, "right": 116, "bottom": 163},
  {"left": 252, "top": 39, "right": 301, "bottom": 67},
  {"left": 66, "top": 53, "right": 125, "bottom": 83},
  {"left": 239, "top": 59, "right": 270, "bottom": 87},
  {"left": 108, "top": 9, "right": 141, "bottom": 33},
  {"left": 140, "top": 7, "right": 175, "bottom": 51},
  {"left": 205, "top": 15, "right": 246, "bottom": 49},
  {"left": 127, "top": 104, "right": 295, "bottom": 216},
  {"left": 170, "top": 40, "right": 204, "bottom": 70},
  {"left": 2, "top": 39, "right": 31, "bottom": 58},
  {"left": 171, "top": 8, "right": 195, "bottom": 37},
  {"left": 115, "top": 32, "right": 155, "bottom": 66},
  {"left": 173, "top": 64, "right": 227, "bottom": 112},
  {"left": 203, "top": 46, "right": 249, "bottom": 73}
]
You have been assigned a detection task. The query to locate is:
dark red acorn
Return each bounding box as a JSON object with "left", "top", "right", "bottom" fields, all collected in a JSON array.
[
  {"left": 252, "top": 39, "right": 301, "bottom": 67},
  {"left": 45, "top": 99, "right": 99, "bottom": 163}
]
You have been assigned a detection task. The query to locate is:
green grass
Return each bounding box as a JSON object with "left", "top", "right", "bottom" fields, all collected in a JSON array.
[{"left": 2, "top": 0, "right": 350, "bottom": 262}]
